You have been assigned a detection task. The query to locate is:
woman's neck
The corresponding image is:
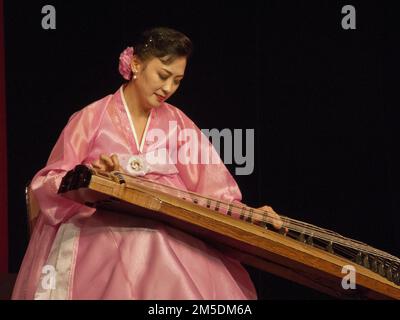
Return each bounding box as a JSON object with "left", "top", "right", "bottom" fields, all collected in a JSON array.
[{"left": 123, "top": 82, "right": 151, "bottom": 118}]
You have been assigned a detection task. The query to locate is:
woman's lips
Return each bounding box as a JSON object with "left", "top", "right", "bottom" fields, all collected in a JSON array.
[{"left": 155, "top": 94, "right": 166, "bottom": 102}]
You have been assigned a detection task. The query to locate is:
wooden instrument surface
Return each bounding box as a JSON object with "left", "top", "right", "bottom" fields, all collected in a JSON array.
[{"left": 58, "top": 165, "right": 400, "bottom": 299}]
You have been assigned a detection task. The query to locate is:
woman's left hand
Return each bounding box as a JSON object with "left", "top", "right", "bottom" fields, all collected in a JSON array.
[{"left": 258, "top": 205, "right": 287, "bottom": 232}]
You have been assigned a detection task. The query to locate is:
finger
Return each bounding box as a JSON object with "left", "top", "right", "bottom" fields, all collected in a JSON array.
[
  {"left": 271, "top": 215, "right": 283, "bottom": 229},
  {"left": 92, "top": 160, "right": 101, "bottom": 167},
  {"left": 111, "top": 154, "right": 121, "bottom": 171},
  {"left": 259, "top": 205, "right": 274, "bottom": 217},
  {"left": 100, "top": 154, "right": 114, "bottom": 168},
  {"left": 258, "top": 205, "right": 286, "bottom": 230},
  {"left": 264, "top": 207, "right": 283, "bottom": 229},
  {"left": 93, "top": 162, "right": 106, "bottom": 171},
  {"left": 92, "top": 160, "right": 106, "bottom": 171},
  {"left": 270, "top": 211, "right": 284, "bottom": 229}
]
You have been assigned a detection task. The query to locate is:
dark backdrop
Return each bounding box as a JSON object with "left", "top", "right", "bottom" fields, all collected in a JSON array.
[{"left": 4, "top": 0, "right": 400, "bottom": 299}]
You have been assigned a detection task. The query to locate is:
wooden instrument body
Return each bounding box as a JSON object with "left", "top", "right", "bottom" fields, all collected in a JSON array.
[{"left": 58, "top": 165, "right": 400, "bottom": 299}]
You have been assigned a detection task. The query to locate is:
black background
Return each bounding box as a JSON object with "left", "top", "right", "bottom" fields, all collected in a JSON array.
[{"left": 4, "top": 0, "right": 400, "bottom": 299}]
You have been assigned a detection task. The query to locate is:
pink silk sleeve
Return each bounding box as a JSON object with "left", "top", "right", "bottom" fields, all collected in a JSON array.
[
  {"left": 174, "top": 110, "right": 244, "bottom": 204},
  {"left": 30, "top": 104, "right": 103, "bottom": 226}
]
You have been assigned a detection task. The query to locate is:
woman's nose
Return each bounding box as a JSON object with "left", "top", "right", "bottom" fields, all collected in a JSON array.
[{"left": 162, "top": 80, "right": 173, "bottom": 94}]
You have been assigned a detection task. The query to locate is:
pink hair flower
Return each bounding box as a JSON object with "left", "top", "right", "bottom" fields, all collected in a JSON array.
[{"left": 119, "top": 47, "right": 134, "bottom": 80}]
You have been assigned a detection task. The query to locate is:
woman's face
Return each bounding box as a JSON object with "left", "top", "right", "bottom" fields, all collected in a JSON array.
[{"left": 132, "top": 55, "right": 186, "bottom": 109}]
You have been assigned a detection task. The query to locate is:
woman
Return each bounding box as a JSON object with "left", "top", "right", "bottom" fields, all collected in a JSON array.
[{"left": 12, "top": 27, "right": 282, "bottom": 299}]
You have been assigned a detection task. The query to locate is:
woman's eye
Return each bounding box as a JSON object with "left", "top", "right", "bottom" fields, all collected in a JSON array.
[
  {"left": 174, "top": 79, "right": 181, "bottom": 85},
  {"left": 158, "top": 73, "right": 168, "bottom": 80}
]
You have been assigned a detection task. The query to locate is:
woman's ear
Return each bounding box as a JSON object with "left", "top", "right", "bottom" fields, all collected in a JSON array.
[{"left": 131, "top": 55, "right": 141, "bottom": 73}]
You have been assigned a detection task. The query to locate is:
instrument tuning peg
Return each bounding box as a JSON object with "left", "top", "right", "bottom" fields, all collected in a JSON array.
[
  {"left": 393, "top": 272, "right": 400, "bottom": 285},
  {"left": 386, "top": 266, "right": 393, "bottom": 282},
  {"left": 298, "top": 232, "right": 306, "bottom": 243},
  {"left": 378, "top": 263, "right": 386, "bottom": 277},
  {"left": 326, "top": 241, "right": 334, "bottom": 254},
  {"left": 371, "top": 258, "right": 378, "bottom": 273},
  {"left": 363, "top": 255, "right": 370, "bottom": 269},
  {"left": 306, "top": 235, "right": 314, "bottom": 246},
  {"left": 355, "top": 252, "right": 363, "bottom": 265}
]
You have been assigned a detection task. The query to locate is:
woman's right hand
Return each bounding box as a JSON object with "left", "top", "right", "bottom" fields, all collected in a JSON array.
[{"left": 91, "top": 154, "right": 122, "bottom": 172}]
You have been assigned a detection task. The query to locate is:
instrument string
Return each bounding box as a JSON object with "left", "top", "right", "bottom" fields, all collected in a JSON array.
[{"left": 118, "top": 172, "right": 400, "bottom": 264}]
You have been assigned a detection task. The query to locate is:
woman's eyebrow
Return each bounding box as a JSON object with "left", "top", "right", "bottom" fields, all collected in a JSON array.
[{"left": 161, "top": 68, "right": 184, "bottom": 78}]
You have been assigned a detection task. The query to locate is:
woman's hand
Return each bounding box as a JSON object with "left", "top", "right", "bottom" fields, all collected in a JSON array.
[
  {"left": 258, "top": 205, "right": 288, "bottom": 232},
  {"left": 91, "top": 154, "right": 122, "bottom": 172}
]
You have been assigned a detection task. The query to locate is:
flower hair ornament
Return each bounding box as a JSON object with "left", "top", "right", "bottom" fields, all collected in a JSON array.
[{"left": 119, "top": 46, "right": 136, "bottom": 80}]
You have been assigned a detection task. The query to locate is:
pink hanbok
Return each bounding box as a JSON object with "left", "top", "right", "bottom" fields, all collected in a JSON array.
[{"left": 12, "top": 85, "right": 258, "bottom": 300}]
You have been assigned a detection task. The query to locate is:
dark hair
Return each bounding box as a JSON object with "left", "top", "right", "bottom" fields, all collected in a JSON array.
[{"left": 134, "top": 27, "right": 193, "bottom": 64}]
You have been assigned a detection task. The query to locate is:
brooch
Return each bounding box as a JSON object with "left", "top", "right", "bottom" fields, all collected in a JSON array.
[{"left": 126, "top": 155, "right": 149, "bottom": 176}]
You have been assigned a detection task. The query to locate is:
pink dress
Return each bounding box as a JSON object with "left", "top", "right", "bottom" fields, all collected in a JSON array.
[{"left": 12, "top": 85, "right": 258, "bottom": 300}]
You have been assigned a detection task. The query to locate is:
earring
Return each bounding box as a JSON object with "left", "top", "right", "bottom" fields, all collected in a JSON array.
[{"left": 132, "top": 69, "right": 137, "bottom": 80}]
